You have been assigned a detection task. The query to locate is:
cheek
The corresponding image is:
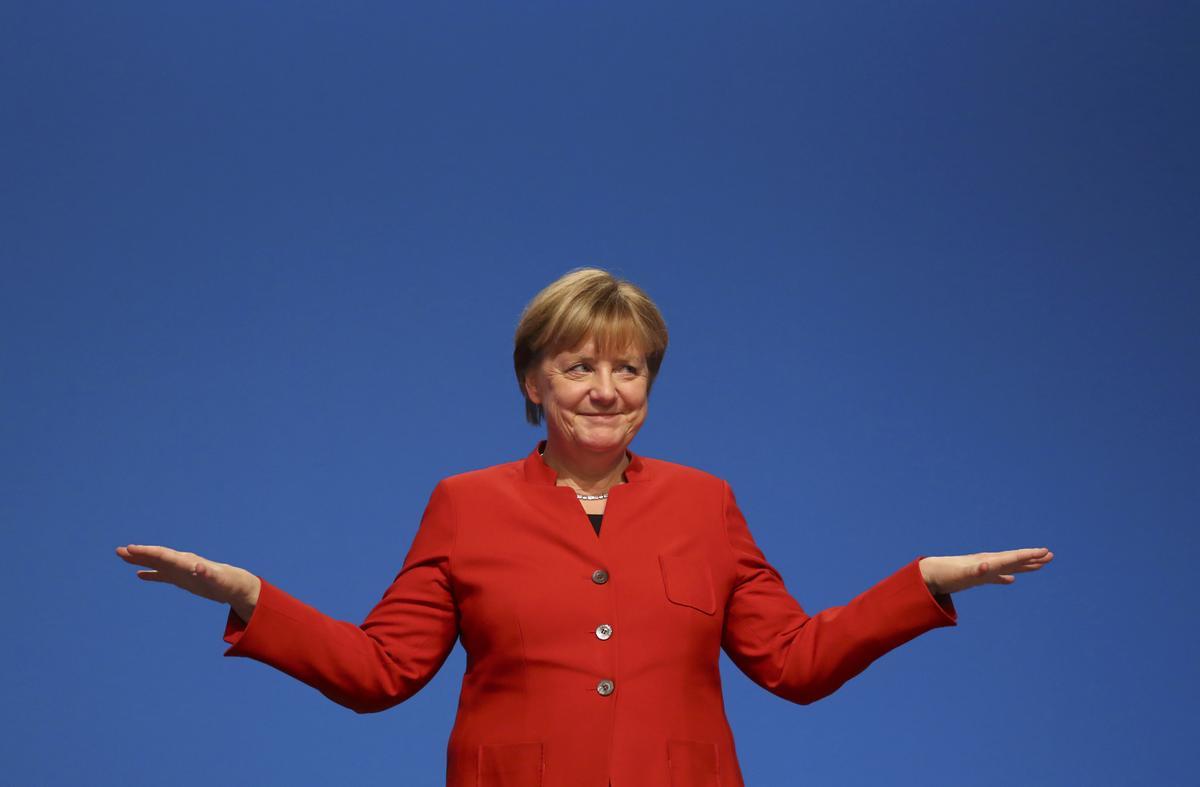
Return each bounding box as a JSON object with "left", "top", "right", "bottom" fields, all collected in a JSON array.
[
  {"left": 626, "top": 389, "right": 649, "bottom": 418},
  {"left": 547, "top": 384, "right": 585, "bottom": 414}
]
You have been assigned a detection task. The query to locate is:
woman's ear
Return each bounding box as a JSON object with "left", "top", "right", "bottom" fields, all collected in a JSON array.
[{"left": 523, "top": 370, "right": 542, "bottom": 405}]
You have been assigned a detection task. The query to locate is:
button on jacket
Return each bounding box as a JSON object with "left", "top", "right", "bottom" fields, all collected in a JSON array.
[{"left": 223, "top": 443, "right": 958, "bottom": 786}]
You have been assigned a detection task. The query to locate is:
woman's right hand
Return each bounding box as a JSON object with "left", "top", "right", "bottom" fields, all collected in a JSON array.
[{"left": 115, "top": 544, "right": 261, "bottom": 622}]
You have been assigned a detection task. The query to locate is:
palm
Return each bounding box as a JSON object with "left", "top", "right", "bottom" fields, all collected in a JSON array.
[
  {"left": 115, "top": 544, "right": 251, "bottom": 606},
  {"left": 921, "top": 548, "right": 1054, "bottom": 595}
]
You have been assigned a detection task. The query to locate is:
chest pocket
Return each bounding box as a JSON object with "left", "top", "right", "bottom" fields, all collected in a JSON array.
[{"left": 659, "top": 553, "right": 717, "bottom": 615}]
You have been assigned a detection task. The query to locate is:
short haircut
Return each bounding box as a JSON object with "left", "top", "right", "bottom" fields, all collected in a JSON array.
[{"left": 513, "top": 268, "right": 669, "bottom": 426}]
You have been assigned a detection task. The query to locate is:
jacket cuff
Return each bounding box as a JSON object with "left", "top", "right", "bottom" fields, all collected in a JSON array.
[
  {"left": 222, "top": 605, "right": 248, "bottom": 646},
  {"left": 221, "top": 575, "right": 304, "bottom": 657}
]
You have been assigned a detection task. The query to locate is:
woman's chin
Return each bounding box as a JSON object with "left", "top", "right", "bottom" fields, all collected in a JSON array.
[{"left": 573, "top": 433, "right": 628, "bottom": 454}]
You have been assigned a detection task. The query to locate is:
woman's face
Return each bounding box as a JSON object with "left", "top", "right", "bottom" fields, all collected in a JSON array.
[{"left": 525, "top": 337, "right": 650, "bottom": 457}]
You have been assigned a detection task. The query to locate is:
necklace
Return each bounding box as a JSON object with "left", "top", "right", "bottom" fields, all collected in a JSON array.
[{"left": 538, "top": 446, "right": 613, "bottom": 501}]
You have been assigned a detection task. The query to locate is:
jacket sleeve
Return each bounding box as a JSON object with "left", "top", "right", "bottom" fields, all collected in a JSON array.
[
  {"left": 221, "top": 479, "right": 460, "bottom": 713},
  {"left": 719, "top": 480, "right": 957, "bottom": 705}
]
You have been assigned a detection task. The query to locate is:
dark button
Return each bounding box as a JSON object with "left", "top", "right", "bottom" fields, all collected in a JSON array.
[
  {"left": 596, "top": 679, "right": 615, "bottom": 696},
  {"left": 591, "top": 568, "right": 609, "bottom": 584}
]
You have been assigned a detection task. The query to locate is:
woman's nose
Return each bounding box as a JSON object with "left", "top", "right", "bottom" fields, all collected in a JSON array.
[{"left": 590, "top": 371, "right": 617, "bottom": 400}]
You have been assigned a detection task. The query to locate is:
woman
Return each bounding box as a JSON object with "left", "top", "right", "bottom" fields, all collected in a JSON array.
[{"left": 116, "top": 268, "right": 1053, "bottom": 787}]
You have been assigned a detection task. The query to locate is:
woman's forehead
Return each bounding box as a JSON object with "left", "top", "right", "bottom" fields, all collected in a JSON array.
[{"left": 552, "top": 336, "right": 646, "bottom": 359}]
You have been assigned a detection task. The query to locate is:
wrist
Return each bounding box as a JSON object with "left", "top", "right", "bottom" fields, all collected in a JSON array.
[
  {"left": 919, "top": 557, "right": 942, "bottom": 596},
  {"left": 230, "top": 572, "right": 261, "bottom": 623},
  {"left": 245, "top": 573, "right": 261, "bottom": 605}
]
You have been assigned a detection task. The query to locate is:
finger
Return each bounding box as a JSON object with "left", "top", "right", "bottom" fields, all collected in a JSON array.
[
  {"left": 1005, "top": 565, "right": 1040, "bottom": 574},
  {"left": 1013, "top": 547, "right": 1052, "bottom": 563},
  {"left": 117, "top": 546, "right": 170, "bottom": 567},
  {"left": 990, "top": 550, "right": 1054, "bottom": 572},
  {"left": 987, "top": 547, "right": 1049, "bottom": 564},
  {"left": 122, "top": 545, "right": 199, "bottom": 572},
  {"left": 117, "top": 544, "right": 171, "bottom": 566},
  {"left": 1008, "top": 560, "right": 1051, "bottom": 574},
  {"left": 125, "top": 544, "right": 191, "bottom": 559}
]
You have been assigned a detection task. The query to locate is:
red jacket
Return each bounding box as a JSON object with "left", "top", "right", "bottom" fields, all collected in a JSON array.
[{"left": 223, "top": 442, "right": 957, "bottom": 786}]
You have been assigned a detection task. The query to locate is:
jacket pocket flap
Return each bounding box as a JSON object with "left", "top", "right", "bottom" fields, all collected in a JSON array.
[{"left": 659, "top": 554, "right": 717, "bottom": 615}]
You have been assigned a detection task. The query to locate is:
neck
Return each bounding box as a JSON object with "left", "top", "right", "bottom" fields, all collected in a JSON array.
[{"left": 541, "top": 435, "right": 629, "bottom": 495}]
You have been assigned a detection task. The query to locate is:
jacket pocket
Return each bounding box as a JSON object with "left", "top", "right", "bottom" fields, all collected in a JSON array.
[
  {"left": 667, "top": 739, "right": 722, "bottom": 787},
  {"left": 477, "top": 741, "right": 543, "bottom": 787},
  {"left": 659, "top": 554, "right": 716, "bottom": 615}
]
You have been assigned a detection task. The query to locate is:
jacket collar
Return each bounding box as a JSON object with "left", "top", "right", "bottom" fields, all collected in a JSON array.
[{"left": 522, "top": 439, "right": 649, "bottom": 485}]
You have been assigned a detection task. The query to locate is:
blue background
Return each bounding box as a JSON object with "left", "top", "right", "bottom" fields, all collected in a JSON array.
[{"left": 4, "top": 2, "right": 1197, "bottom": 784}]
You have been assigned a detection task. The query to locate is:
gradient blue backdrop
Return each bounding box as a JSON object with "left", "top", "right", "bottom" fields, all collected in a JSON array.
[{"left": 3, "top": 2, "right": 1197, "bottom": 785}]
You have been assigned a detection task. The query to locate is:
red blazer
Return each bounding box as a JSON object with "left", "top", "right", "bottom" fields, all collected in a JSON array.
[{"left": 223, "top": 442, "right": 957, "bottom": 786}]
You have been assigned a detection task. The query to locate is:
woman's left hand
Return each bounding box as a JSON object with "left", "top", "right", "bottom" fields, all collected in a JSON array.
[{"left": 919, "top": 548, "right": 1054, "bottom": 595}]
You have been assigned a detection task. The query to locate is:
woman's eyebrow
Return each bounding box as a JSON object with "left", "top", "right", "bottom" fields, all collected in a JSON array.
[{"left": 570, "top": 355, "right": 642, "bottom": 363}]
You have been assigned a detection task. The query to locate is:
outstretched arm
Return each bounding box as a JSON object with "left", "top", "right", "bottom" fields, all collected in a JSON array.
[
  {"left": 115, "top": 480, "right": 460, "bottom": 713},
  {"left": 720, "top": 484, "right": 1056, "bottom": 706},
  {"left": 720, "top": 481, "right": 961, "bottom": 705}
]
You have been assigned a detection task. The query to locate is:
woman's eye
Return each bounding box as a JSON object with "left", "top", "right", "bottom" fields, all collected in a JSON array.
[{"left": 564, "top": 362, "right": 639, "bottom": 375}]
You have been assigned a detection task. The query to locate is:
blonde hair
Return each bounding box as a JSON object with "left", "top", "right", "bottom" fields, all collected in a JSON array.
[{"left": 513, "top": 268, "right": 669, "bottom": 425}]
